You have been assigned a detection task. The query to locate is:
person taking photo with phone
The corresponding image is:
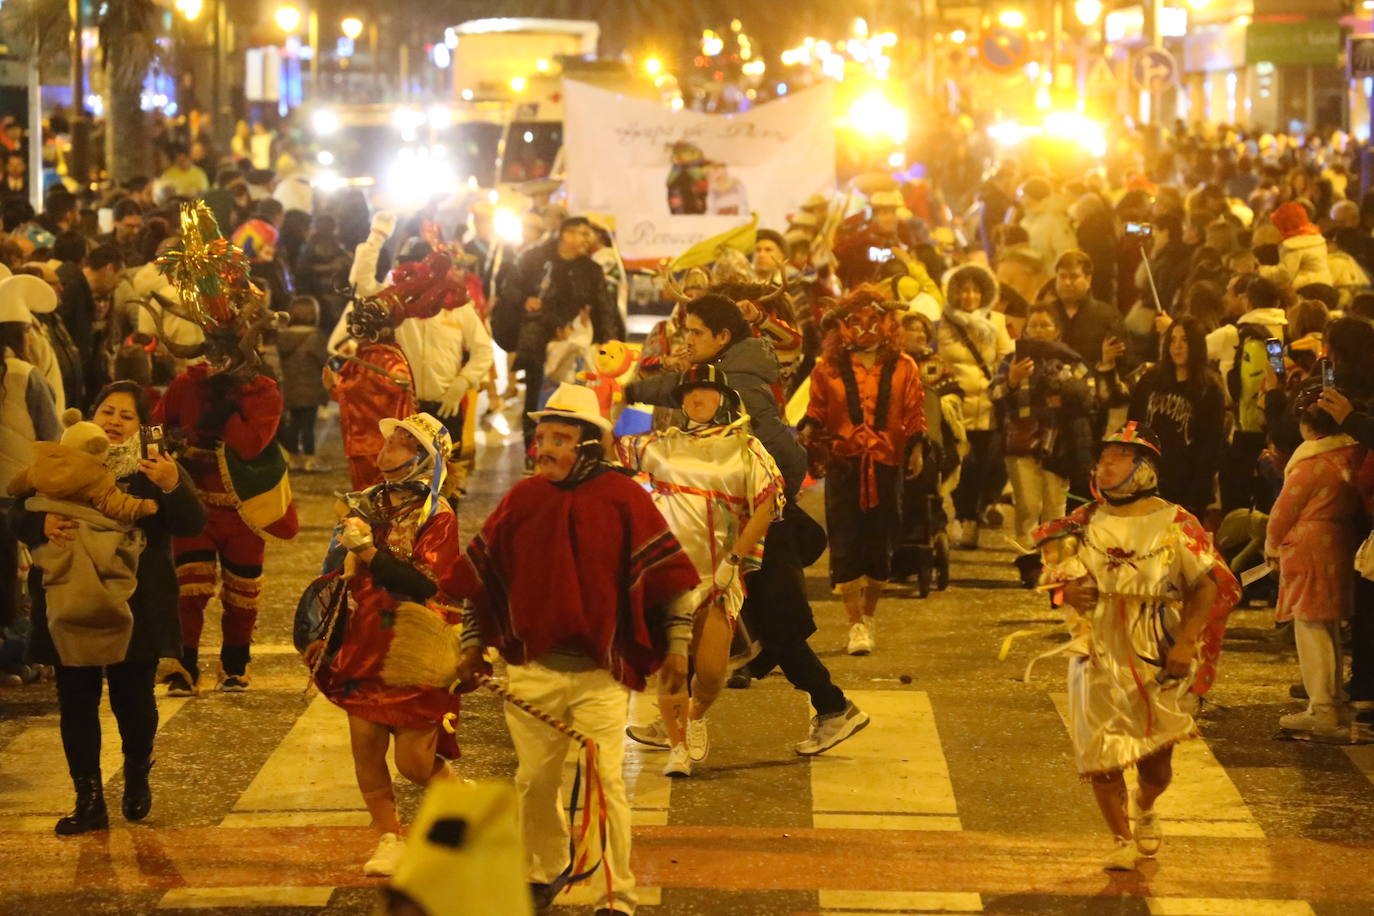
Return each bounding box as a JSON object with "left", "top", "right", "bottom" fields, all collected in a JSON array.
[{"left": 9, "top": 381, "right": 206, "bottom": 835}]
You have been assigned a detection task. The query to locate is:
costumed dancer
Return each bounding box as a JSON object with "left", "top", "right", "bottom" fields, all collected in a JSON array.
[
  {"left": 328, "top": 297, "right": 416, "bottom": 491},
  {"left": 615, "top": 365, "right": 784, "bottom": 778},
  {"left": 149, "top": 202, "right": 299, "bottom": 695},
  {"left": 1032, "top": 422, "right": 1241, "bottom": 872},
  {"left": 798, "top": 286, "right": 926, "bottom": 656},
  {"left": 299, "top": 412, "right": 462, "bottom": 878},
  {"left": 440, "top": 383, "right": 699, "bottom": 916}
]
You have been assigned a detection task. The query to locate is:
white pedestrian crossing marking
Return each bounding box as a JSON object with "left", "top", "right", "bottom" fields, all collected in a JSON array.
[
  {"left": 223, "top": 692, "right": 369, "bottom": 826},
  {"left": 811, "top": 690, "right": 961, "bottom": 831},
  {"left": 819, "top": 889, "right": 982, "bottom": 912},
  {"left": 156, "top": 886, "right": 335, "bottom": 909},
  {"left": 1, "top": 694, "right": 188, "bottom": 830},
  {"left": 1146, "top": 898, "right": 1315, "bottom": 916},
  {"left": 1050, "top": 692, "right": 1263, "bottom": 838}
]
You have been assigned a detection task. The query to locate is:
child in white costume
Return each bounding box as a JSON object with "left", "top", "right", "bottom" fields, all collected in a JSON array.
[
  {"left": 1032, "top": 422, "right": 1241, "bottom": 873},
  {"left": 616, "top": 364, "right": 783, "bottom": 777}
]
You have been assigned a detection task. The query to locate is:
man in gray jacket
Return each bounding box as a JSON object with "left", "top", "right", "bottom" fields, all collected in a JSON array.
[{"left": 623, "top": 294, "right": 868, "bottom": 756}]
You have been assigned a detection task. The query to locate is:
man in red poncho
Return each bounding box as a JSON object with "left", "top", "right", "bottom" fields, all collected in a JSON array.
[{"left": 441, "top": 382, "right": 698, "bottom": 916}]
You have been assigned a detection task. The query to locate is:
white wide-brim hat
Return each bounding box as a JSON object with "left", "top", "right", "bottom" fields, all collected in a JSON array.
[
  {"left": 0, "top": 274, "right": 58, "bottom": 316},
  {"left": 379, "top": 412, "right": 452, "bottom": 463},
  {"left": 527, "top": 382, "right": 612, "bottom": 433}
]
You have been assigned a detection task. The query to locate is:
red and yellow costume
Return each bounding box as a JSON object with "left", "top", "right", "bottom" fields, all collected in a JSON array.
[
  {"left": 802, "top": 288, "right": 925, "bottom": 591},
  {"left": 332, "top": 346, "right": 414, "bottom": 491},
  {"left": 317, "top": 495, "right": 463, "bottom": 733},
  {"left": 156, "top": 364, "right": 297, "bottom": 658}
]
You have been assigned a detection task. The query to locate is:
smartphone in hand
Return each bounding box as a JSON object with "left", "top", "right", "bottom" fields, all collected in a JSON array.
[{"left": 1264, "top": 338, "right": 1285, "bottom": 377}]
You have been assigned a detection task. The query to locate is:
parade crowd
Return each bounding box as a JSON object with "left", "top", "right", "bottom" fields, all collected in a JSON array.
[{"left": 2, "top": 117, "right": 1374, "bottom": 911}]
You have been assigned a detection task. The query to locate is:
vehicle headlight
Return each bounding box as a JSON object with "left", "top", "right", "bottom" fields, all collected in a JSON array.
[{"left": 312, "top": 109, "right": 339, "bottom": 136}]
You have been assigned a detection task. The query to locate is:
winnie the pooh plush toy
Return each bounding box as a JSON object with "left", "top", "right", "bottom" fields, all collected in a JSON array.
[
  {"left": 577, "top": 340, "right": 638, "bottom": 419},
  {"left": 8, "top": 408, "right": 157, "bottom": 524}
]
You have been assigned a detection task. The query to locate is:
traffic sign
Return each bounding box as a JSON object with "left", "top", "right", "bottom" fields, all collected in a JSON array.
[
  {"left": 979, "top": 27, "right": 1030, "bottom": 73},
  {"left": 1086, "top": 56, "right": 1120, "bottom": 91},
  {"left": 1131, "top": 46, "right": 1177, "bottom": 91},
  {"left": 1349, "top": 34, "right": 1374, "bottom": 80}
]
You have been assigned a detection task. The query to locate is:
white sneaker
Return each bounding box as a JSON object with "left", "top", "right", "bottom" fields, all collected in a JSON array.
[
  {"left": 363, "top": 832, "right": 405, "bottom": 877},
  {"left": 795, "top": 701, "right": 870, "bottom": 756},
  {"left": 686, "top": 717, "right": 709, "bottom": 763},
  {"left": 625, "top": 719, "right": 670, "bottom": 749},
  {"left": 662, "top": 743, "right": 692, "bottom": 777},
  {"left": 847, "top": 621, "right": 874, "bottom": 656},
  {"left": 1279, "top": 705, "right": 1351, "bottom": 741},
  {"left": 1131, "top": 793, "right": 1162, "bottom": 857},
  {"left": 1102, "top": 835, "right": 1138, "bottom": 871}
]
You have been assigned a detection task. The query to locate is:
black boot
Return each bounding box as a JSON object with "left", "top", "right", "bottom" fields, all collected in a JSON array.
[
  {"left": 914, "top": 545, "right": 934, "bottom": 599},
  {"left": 1014, "top": 552, "right": 1043, "bottom": 589},
  {"left": 55, "top": 772, "right": 109, "bottom": 836},
  {"left": 219, "top": 645, "right": 251, "bottom": 691},
  {"left": 122, "top": 757, "right": 153, "bottom": 821}
]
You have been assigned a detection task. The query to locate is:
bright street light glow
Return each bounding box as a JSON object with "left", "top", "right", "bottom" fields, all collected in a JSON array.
[
  {"left": 535, "top": 59, "right": 550, "bottom": 72},
  {"left": 644, "top": 56, "right": 662, "bottom": 76},
  {"left": 312, "top": 109, "right": 339, "bottom": 135},
  {"left": 274, "top": 5, "right": 301, "bottom": 32},
  {"left": 1074, "top": 0, "right": 1102, "bottom": 24},
  {"left": 998, "top": 10, "right": 1026, "bottom": 28},
  {"left": 950, "top": 29, "right": 968, "bottom": 43},
  {"left": 843, "top": 89, "right": 908, "bottom": 145},
  {"left": 510, "top": 76, "right": 527, "bottom": 92},
  {"left": 340, "top": 17, "right": 362, "bottom": 40},
  {"left": 316, "top": 150, "right": 335, "bottom": 166},
  {"left": 175, "top": 0, "right": 203, "bottom": 21}
]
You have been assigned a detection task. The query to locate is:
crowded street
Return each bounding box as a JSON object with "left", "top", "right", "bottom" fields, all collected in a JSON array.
[
  {"left": 4, "top": 1, "right": 1374, "bottom": 915},
  {"left": 3, "top": 421, "right": 1374, "bottom": 916}
]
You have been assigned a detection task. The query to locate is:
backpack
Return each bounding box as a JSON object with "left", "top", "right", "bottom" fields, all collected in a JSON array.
[{"left": 1226, "top": 323, "right": 1272, "bottom": 434}]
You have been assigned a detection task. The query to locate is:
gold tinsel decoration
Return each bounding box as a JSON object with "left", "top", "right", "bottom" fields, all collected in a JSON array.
[{"left": 155, "top": 201, "right": 263, "bottom": 328}]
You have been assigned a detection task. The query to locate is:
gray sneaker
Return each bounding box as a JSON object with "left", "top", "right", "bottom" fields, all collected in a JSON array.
[
  {"left": 626, "top": 719, "right": 670, "bottom": 749},
  {"left": 795, "top": 701, "right": 870, "bottom": 756}
]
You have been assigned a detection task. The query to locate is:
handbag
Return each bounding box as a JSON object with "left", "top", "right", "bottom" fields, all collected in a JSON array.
[{"left": 1003, "top": 415, "right": 1046, "bottom": 457}]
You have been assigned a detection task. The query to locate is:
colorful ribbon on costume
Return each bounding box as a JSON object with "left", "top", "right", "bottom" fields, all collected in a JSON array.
[{"left": 444, "top": 674, "right": 612, "bottom": 906}]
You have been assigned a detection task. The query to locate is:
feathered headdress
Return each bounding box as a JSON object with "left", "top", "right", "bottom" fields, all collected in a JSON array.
[{"left": 145, "top": 201, "right": 278, "bottom": 368}]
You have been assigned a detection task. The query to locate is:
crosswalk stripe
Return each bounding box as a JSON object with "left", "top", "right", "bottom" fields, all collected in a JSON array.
[
  {"left": 225, "top": 692, "right": 366, "bottom": 825},
  {"left": 1146, "top": 898, "right": 1315, "bottom": 916},
  {"left": 0, "top": 694, "right": 188, "bottom": 825},
  {"left": 811, "top": 690, "right": 961, "bottom": 831},
  {"left": 819, "top": 889, "right": 982, "bottom": 912},
  {"left": 156, "top": 886, "right": 335, "bottom": 909},
  {"left": 1049, "top": 692, "right": 1263, "bottom": 838}
]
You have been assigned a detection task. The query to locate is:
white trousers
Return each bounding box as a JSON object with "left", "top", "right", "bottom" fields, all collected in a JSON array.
[
  {"left": 505, "top": 662, "right": 636, "bottom": 912},
  {"left": 1005, "top": 455, "right": 1069, "bottom": 541},
  {"left": 1295, "top": 619, "right": 1345, "bottom": 712}
]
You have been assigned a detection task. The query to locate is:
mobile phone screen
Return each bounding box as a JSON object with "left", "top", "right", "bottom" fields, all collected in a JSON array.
[
  {"left": 1323, "top": 361, "right": 1336, "bottom": 389},
  {"left": 1265, "top": 339, "right": 1284, "bottom": 376}
]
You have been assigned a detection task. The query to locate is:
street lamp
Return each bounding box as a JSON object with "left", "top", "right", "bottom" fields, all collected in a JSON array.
[
  {"left": 275, "top": 5, "right": 302, "bottom": 32},
  {"left": 175, "top": 0, "right": 203, "bottom": 20},
  {"left": 1074, "top": 0, "right": 1103, "bottom": 25},
  {"left": 341, "top": 16, "right": 363, "bottom": 40},
  {"left": 998, "top": 10, "right": 1026, "bottom": 28}
]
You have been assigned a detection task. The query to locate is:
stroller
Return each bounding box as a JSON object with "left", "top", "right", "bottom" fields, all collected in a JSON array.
[{"left": 891, "top": 373, "right": 963, "bottom": 596}]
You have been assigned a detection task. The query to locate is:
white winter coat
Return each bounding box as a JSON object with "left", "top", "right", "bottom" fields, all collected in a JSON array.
[{"left": 1278, "top": 233, "right": 1333, "bottom": 289}]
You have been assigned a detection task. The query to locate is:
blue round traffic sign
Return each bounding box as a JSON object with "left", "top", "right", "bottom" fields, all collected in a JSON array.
[
  {"left": 1131, "top": 46, "right": 1177, "bottom": 91},
  {"left": 979, "top": 27, "right": 1029, "bottom": 73}
]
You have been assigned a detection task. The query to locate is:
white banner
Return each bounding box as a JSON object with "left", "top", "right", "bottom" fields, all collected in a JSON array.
[{"left": 562, "top": 81, "right": 836, "bottom": 262}]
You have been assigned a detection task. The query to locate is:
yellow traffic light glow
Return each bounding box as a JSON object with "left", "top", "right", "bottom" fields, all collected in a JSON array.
[
  {"left": 274, "top": 5, "right": 302, "bottom": 32},
  {"left": 341, "top": 16, "right": 363, "bottom": 40}
]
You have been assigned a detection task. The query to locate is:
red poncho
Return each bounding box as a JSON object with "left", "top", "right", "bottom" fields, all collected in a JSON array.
[{"left": 441, "top": 469, "right": 699, "bottom": 690}]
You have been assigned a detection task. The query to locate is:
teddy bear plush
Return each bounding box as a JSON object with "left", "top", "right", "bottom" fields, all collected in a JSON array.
[
  {"left": 576, "top": 340, "right": 638, "bottom": 419},
  {"left": 8, "top": 409, "right": 157, "bottom": 525}
]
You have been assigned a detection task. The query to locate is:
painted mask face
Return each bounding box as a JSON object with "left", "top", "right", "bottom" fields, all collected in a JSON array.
[{"left": 839, "top": 304, "right": 892, "bottom": 351}]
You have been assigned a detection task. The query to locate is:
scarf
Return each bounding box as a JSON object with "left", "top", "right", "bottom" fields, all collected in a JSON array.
[
  {"left": 941, "top": 304, "right": 997, "bottom": 352},
  {"left": 105, "top": 433, "right": 144, "bottom": 481}
]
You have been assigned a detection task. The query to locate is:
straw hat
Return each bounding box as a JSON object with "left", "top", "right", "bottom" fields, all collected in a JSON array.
[{"left": 527, "top": 382, "right": 611, "bottom": 432}]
